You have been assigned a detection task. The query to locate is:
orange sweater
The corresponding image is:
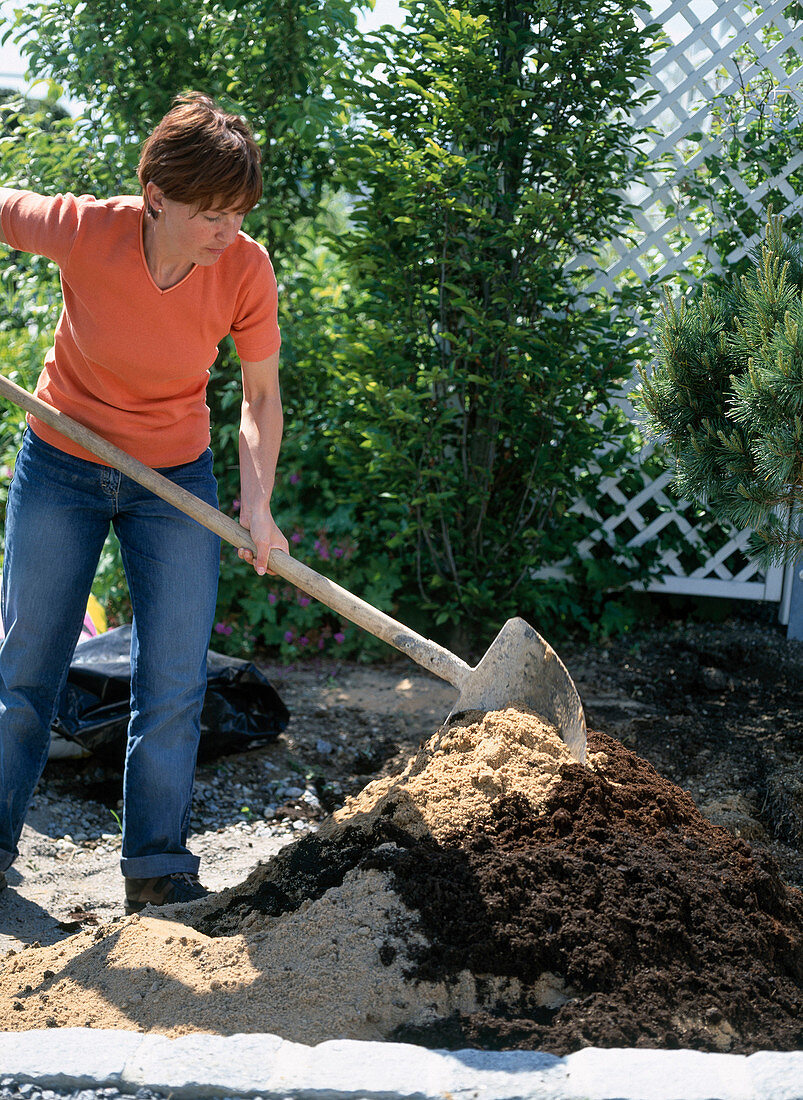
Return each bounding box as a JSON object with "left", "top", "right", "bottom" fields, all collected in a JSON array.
[{"left": 0, "top": 189, "right": 280, "bottom": 467}]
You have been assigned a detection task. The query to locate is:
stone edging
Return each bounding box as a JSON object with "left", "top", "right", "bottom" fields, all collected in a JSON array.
[{"left": 1, "top": 1029, "right": 802, "bottom": 1100}]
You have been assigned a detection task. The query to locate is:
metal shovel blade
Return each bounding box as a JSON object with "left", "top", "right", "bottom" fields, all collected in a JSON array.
[{"left": 450, "top": 617, "right": 587, "bottom": 764}]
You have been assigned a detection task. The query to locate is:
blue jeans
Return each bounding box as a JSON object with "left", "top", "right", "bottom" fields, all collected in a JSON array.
[{"left": 0, "top": 429, "right": 221, "bottom": 877}]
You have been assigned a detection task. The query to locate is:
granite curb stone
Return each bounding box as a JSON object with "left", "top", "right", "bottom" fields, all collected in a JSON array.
[
  {"left": 744, "top": 1052, "right": 803, "bottom": 1100},
  {"left": 0, "top": 1030, "right": 145, "bottom": 1090},
  {"left": 0, "top": 1030, "right": 801, "bottom": 1100}
]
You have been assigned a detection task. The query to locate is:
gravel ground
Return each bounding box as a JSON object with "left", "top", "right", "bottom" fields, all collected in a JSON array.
[{"left": 2, "top": 1084, "right": 165, "bottom": 1100}]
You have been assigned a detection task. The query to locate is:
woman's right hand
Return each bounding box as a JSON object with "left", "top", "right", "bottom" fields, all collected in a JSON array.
[{"left": 238, "top": 505, "right": 289, "bottom": 576}]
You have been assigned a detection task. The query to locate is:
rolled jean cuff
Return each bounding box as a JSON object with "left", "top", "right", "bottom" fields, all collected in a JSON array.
[
  {"left": 120, "top": 852, "right": 200, "bottom": 878},
  {"left": 0, "top": 848, "right": 16, "bottom": 873}
]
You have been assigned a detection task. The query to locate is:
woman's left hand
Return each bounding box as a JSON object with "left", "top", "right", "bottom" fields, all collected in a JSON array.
[
  {"left": 237, "top": 507, "right": 289, "bottom": 576},
  {"left": 237, "top": 351, "right": 286, "bottom": 576}
]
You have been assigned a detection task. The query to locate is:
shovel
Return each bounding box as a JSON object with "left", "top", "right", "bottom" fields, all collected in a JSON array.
[{"left": 0, "top": 374, "right": 587, "bottom": 763}]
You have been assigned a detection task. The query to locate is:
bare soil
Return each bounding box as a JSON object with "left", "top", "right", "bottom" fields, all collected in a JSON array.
[{"left": 0, "top": 608, "right": 800, "bottom": 1052}]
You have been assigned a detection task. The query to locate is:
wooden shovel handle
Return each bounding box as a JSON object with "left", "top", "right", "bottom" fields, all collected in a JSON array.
[{"left": 0, "top": 374, "right": 469, "bottom": 689}]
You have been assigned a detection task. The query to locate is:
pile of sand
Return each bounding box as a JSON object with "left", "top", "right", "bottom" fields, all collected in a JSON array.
[
  {"left": 326, "top": 705, "right": 577, "bottom": 839},
  {"left": 1, "top": 706, "right": 801, "bottom": 1054}
]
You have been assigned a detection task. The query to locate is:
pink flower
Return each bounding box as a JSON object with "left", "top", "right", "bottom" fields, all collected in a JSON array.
[
  {"left": 298, "top": 596, "right": 311, "bottom": 607},
  {"left": 334, "top": 547, "right": 344, "bottom": 558},
  {"left": 317, "top": 638, "right": 325, "bottom": 650},
  {"left": 289, "top": 472, "right": 300, "bottom": 485},
  {"left": 232, "top": 499, "right": 241, "bottom": 513},
  {"left": 268, "top": 592, "right": 278, "bottom": 605},
  {"left": 284, "top": 630, "right": 295, "bottom": 643},
  {"left": 299, "top": 635, "right": 309, "bottom": 647},
  {"left": 334, "top": 631, "right": 345, "bottom": 644},
  {"left": 291, "top": 531, "right": 303, "bottom": 545},
  {"left": 214, "top": 622, "right": 233, "bottom": 636},
  {"left": 314, "top": 539, "right": 330, "bottom": 561}
]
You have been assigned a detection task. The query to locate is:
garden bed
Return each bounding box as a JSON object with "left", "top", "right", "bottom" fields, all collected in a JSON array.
[{"left": 0, "top": 611, "right": 800, "bottom": 1053}]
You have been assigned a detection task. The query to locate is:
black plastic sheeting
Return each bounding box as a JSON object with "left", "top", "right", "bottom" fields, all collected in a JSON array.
[{"left": 52, "top": 625, "right": 290, "bottom": 762}]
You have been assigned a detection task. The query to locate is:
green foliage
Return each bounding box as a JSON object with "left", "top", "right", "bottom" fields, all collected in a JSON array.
[
  {"left": 0, "top": 319, "right": 51, "bottom": 506},
  {"left": 5, "top": 0, "right": 363, "bottom": 261},
  {"left": 319, "top": 0, "right": 662, "bottom": 644},
  {"left": 674, "top": 3, "right": 803, "bottom": 277},
  {"left": 638, "top": 212, "right": 803, "bottom": 563}
]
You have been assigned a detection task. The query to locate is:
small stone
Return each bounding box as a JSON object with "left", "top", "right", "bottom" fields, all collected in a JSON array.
[{"left": 701, "top": 666, "right": 729, "bottom": 691}]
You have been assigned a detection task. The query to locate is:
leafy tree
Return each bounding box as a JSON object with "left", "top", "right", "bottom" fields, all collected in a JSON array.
[
  {"left": 638, "top": 213, "right": 803, "bottom": 564},
  {"left": 319, "top": 0, "right": 661, "bottom": 640},
  {"left": 0, "top": 86, "right": 68, "bottom": 128}
]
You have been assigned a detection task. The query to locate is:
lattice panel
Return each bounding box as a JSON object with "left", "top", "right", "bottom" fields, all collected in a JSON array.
[
  {"left": 571, "top": 458, "right": 785, "bottom": 601},
  {"left": 591, "top": 0, "right": 803, "bottom": 295},
  {"left": 568, "top": 0, "right": 801, "bottom": 604}
]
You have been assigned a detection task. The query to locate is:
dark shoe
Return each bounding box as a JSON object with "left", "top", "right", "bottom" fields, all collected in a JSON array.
[{"left": 124, "top": 871, "right": 209, "bottom": 914}]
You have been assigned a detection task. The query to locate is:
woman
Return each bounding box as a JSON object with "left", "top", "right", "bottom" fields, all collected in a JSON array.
[{"left": 0, "top": 92, "right": 288, "bottom": 913}]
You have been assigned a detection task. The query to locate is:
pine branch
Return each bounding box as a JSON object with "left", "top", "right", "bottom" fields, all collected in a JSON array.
[{"left": 636, "top": 208, "right": 803, "bottom": 564}]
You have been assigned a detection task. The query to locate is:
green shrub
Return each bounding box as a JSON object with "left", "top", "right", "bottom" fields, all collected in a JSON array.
[
  {"left": 638, "top": 213, "right": 803, "bottom": 564},
  {"left": 316, "top": 0, "right": 662, "bottom": 648}
]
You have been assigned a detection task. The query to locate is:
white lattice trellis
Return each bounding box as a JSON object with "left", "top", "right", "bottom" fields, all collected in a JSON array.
[{"left": 571, "top": 0, "right": 803, "bottom": 609}]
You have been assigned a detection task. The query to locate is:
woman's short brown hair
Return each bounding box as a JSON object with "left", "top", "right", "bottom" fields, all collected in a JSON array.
[{"left": 137, "top": 92, "right": 262, "bottom": 216}]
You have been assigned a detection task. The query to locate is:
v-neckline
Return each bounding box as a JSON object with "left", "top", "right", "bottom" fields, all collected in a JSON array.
[{"left": 139, "top": 206, "right": 197, "bottom": 295}]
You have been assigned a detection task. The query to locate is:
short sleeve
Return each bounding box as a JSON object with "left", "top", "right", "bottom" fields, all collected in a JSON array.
[
  {"left": 0, "top": 189, "right": 89, "bottom": 269},
  {"left": 229, "top": 242, "right": 281, "bottom": 362}
]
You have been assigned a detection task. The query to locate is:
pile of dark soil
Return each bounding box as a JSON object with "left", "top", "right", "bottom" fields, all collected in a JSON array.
[
  {"left": 386, "top": 731, "right": 803, "bottom": 1053},
  {"left": 568, "top": 617, "right": 803, "bottom": 890},
  {"left": 195, "top": 727, "right": 803, "bottom": 1055}
]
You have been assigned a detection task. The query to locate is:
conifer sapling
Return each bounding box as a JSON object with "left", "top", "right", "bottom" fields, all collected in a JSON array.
[{"left": 638, "top": 212, "right": 803, "bottom": 563}]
